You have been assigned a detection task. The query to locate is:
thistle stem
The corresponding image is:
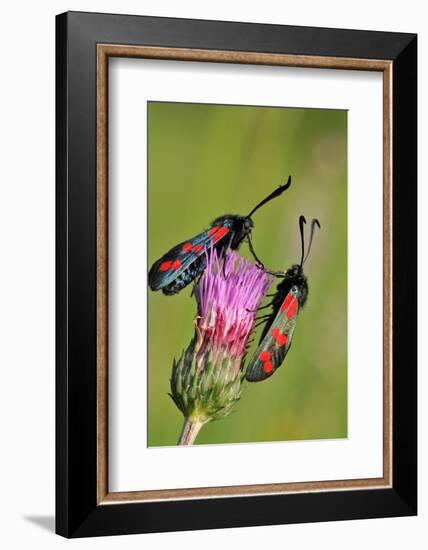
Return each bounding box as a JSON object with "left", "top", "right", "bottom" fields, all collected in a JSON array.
[{"left": 178, "top": 417, "right": 206, "bottom": 445}]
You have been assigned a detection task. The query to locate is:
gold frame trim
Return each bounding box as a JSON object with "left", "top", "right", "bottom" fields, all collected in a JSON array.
[{"left": 96, "top": 44, "right": 393, "bottom": 504}]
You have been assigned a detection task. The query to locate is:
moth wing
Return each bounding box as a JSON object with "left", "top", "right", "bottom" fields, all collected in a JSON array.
[
  {"left": 246, "top": 291, "right": 299, "bottom": 382},
  {"left": 148, "top": 225, "right": 231, "bottom": 291}
]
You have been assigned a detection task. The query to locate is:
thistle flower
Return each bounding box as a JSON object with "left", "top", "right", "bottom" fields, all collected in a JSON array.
[{"left": 170, "top": 249, "right": 272, "bottom": 445}]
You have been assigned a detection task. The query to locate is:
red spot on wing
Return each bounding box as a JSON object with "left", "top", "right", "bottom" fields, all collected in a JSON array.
[
  {"left": 271, "top": 327, "right": 288, "bottom": 347},
  {"left": 171, "top": 260, "right": 182, "bottom": 270},
  {"left": 182, "top": 242, "right": 192, "bottom": 253},
  {"left": 276, "top": 333, "right": 288, "bottom": 347},
  {"left": 259, "top": 351, "right": 271, "bottom": 361},
  {"left": 259, "top": 351, "right": 273, "bottom": 374},
  {"left": 192, "top": 244, "right": 202, "bottom": 253},
  {"left": 286, "top": 298, "right": 298, "bottom": 318},
  {"left": 208, "top": 226, "right": 220, "bottom": 237},
  {"left": 212, "top": 227, "right": 230, "bottom": 243},
  {"left": 263, "top": 361, "right": 273, "bottom": 374},
  {"left": 280, "top": 293, "right": 293, "bottom": 311},
  {"left": 159, "top": 261, "right": 172, "bottom": 271}
]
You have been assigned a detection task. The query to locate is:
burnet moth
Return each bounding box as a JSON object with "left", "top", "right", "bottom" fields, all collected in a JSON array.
[
  {"left": 246, "top": 216, "right": 320, "bottom": 382},
  {"left": 148, "top": 177, "right": 292, "bottom": 295}
]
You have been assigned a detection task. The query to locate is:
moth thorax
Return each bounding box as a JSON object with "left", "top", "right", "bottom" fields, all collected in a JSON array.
[{"left": 278, "top": 266, "right": 308, "bottom": 308}]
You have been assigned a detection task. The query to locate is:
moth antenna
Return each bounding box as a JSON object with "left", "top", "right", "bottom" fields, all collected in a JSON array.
[
  {"left": 299, "top": 215, "right": 307, "bottom": 268},
  {"left": 302, "top": 218, "right": 321, "bottom": 265},
  {"left": 247, "top": 176, "right": 292, "bottom": 218}
]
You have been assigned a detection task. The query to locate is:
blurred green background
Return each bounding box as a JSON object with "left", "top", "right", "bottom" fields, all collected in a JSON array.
[{"left": 147, "top": 101, "right": 347, "bottom": 446}]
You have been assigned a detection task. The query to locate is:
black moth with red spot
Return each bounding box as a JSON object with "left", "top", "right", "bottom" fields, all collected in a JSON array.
[
  {"left": 148, "top": 177, "right": 292, "bottom": 295},
  {"left": 246, "top": 216, "right": 320, "bottom": 382}
]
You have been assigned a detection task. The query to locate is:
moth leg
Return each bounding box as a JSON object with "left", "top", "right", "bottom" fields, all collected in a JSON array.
[
  {"left": 190, "top": 273, "right": 203, "bottom": 297},
  {"left": 246, "top": 302, "right": 273, "bottom": 313},
  {"left": 225, "top": 242, "right": 234, "bottom": 277},
  {"left": 253, "top": 318, "right": 271, "bottom": 329},
  {"left": 247, "top": 236, "right": 285, "bottom": 277},
  {"left": 222, "top": 256, "right": 227, "bottom": 278},
  {"left": 268, "top": 270, "right": 287, "bottom": 278},
  {"left": 254, "top": 313, "right": 272, "bottom": 322},
  {"left": 247, "top": 235, "right": 265, "bottom": 270}
]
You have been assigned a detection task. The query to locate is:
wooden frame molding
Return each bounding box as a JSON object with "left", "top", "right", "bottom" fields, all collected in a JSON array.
[{"left": 96, "top": 44, "right": 393, "bottom": 505}]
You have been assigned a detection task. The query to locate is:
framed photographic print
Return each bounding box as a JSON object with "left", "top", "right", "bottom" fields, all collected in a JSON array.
[{"left": 56, "top": 11, "right": 417, "bottom": 538}]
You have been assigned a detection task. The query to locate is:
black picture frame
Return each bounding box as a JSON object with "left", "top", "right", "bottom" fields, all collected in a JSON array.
[{"left": 56, "top": 11, "right": 417, "bottom": 538}]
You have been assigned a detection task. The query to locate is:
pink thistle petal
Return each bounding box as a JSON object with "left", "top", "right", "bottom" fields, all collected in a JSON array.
[{"left": 194, "top": 249, "right": 273, "bottom": 362}]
